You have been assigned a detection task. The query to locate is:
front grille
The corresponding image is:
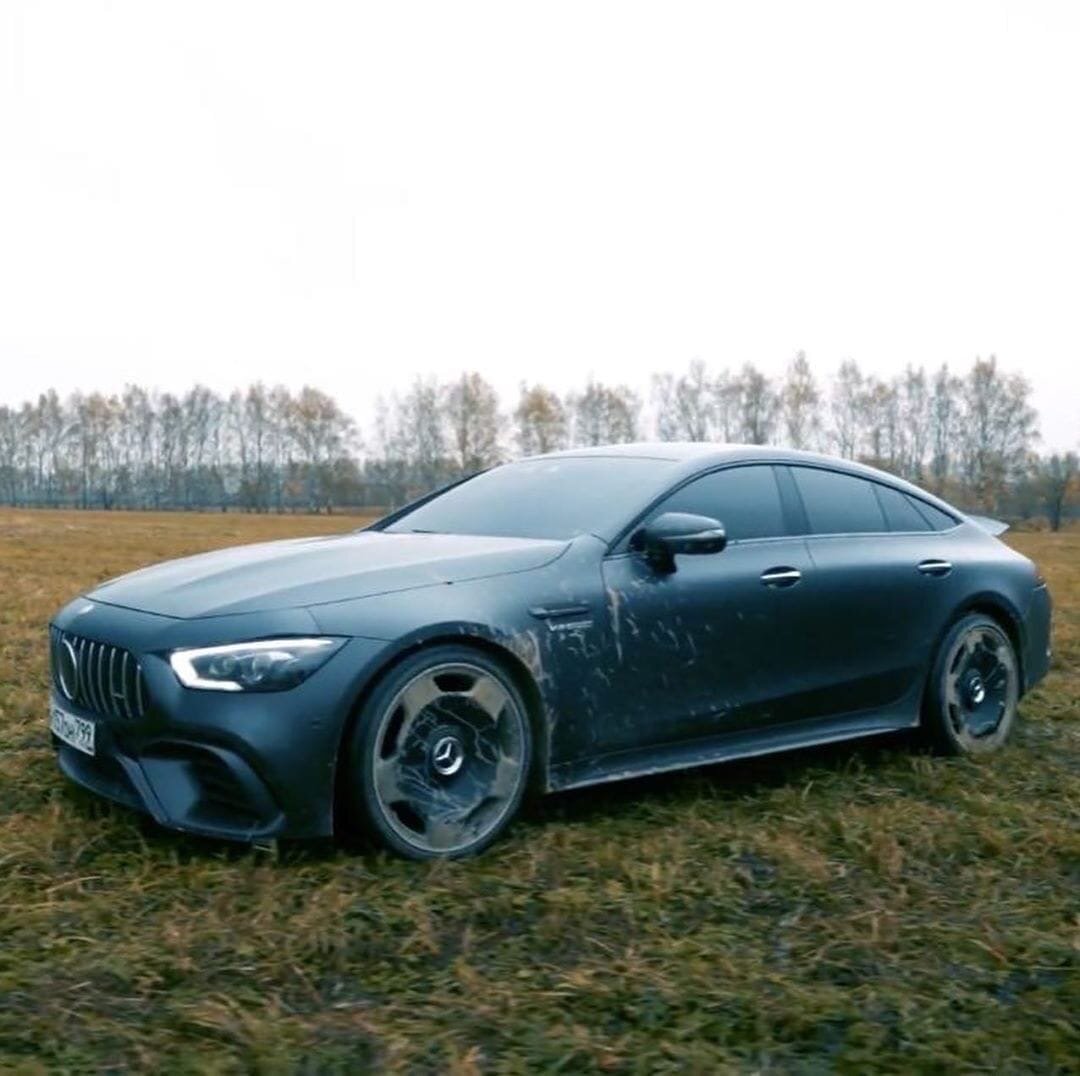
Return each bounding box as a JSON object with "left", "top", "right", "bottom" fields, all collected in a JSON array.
[{"left": 50, "top": 627, "right": 147, "bottom": 720}]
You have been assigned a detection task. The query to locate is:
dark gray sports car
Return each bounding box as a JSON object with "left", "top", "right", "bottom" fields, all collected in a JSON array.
[{"left": 48, "top": 444, "right": 1052, "bottom": 858}]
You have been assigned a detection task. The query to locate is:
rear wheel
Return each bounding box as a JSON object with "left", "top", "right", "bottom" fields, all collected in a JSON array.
[
  {"left": 922, "top": 613, "right": 1019, "bottom": 755},
  {"left": 343, "top": 645, "right": 532, "bottom": 859}
]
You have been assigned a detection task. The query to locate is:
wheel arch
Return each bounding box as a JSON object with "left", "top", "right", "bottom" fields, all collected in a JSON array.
[{"left": 331, "top": 630, "right": 551, "bottom": 834}]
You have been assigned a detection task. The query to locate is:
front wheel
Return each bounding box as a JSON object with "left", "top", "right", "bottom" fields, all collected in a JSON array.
[
  {"left": 922, "top": 613, "right": 1020, "bottom": 755},
  {"left": 343, "top": 645, "right": 532, "bottom": 859}
]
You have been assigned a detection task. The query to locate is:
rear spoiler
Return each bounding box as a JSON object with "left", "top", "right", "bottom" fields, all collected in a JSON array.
[{"left": 966, "top": 514, "right": 1010, "bottom": 536}]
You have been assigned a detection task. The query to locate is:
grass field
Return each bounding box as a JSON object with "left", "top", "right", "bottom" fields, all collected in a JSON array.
[{"left": 0, "top": 510, "right": 1076, "bottom": 1073}]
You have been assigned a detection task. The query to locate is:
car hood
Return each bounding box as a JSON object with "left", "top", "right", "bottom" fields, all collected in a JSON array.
[{"left": 87, "top": 530, "right": 568, "bottom": 619}]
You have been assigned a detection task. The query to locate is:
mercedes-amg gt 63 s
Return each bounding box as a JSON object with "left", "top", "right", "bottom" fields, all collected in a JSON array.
[{"left": 48, "top": 445, "right": 1053, "bottom": 858}]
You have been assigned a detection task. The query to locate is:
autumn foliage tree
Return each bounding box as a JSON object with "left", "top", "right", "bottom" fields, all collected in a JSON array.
[{"left": 514, "top": 384, "right": 568, "bottom": 456}]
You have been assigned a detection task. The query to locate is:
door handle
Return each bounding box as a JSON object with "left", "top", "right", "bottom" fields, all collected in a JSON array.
[
  {"left": 760, "top": 567, "right": 802, "bottom": 587},
  {"left": 916, "top": 559, "right": 953, "bottom": 577}
]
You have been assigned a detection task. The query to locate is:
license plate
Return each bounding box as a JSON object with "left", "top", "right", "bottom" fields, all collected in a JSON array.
[{"left": 50, "top": 705, "right": 96, "bottom": 756}]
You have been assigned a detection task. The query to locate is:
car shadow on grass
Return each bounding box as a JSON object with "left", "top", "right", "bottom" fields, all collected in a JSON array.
[
  {"left": 58, "top": 728, "right": 923, "bottom": 865},
  {"left": 520, "top": 728, "right": 922, "bottom": 828}
]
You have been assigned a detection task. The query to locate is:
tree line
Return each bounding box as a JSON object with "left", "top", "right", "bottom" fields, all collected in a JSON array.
[{"left": 0, "top": 355, "right": 1075, "bottom": 526}]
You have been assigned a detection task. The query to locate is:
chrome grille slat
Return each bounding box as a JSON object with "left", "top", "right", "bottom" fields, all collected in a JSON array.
[
  {"left": 98, "top": 644, "right": 111, "bottom": 718},
  {"left": 72, "top": 636, "right": 82, "bottom": 700},
  {"left": 90, "top": 640, "right": 101, "bottom": 713},
  {"left": 80, "top": 638, "right": 92, "bottom": 710},
  {"left": 91, "top": 640, "right": 101, "bottom": 712},
  {"left": 91, "top": 641, "right": 104, "bottom": 715},
  {"left": 119, "top": 651, "right": 133, "bottom": 719},
  {"left": 107, "top": 648, "right": 117, "bottom": 717},
  {"left": 48, "top": 629, "right": 146, "bottom": 721},
  {"left": 77, "top": 638, "right": 91, "bottom": 710},
  {"left": 86, "top": 640, "right": 100, "bottom": 714},
  {"left": 102, "top": 643, "right": 112, "bottom": 717},
  {"left": 91, "top": 641, "right": 102, "bottom": 715}
]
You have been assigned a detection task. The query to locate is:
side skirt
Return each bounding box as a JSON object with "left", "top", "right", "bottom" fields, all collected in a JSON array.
[{"left": 546, "top": 710, "right": 919, "bottom": 793}]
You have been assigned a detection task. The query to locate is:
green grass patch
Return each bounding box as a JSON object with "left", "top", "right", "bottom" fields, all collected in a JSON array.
[{"left": 1, "top": 512, "right": 1076, "bottom": 1072}]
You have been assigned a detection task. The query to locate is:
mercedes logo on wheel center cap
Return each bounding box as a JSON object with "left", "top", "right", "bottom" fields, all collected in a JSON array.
[{"left": 431, "top": 735, "right": 464, "bottom": 777}]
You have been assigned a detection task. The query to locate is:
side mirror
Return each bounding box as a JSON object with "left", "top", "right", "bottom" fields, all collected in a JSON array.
[{"left": 630, "top": 512, "right": 727, "bottom": 573}]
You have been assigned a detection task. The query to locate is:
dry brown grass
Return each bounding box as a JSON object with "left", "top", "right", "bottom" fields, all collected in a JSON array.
[{"left": 0, "top": 510, "right": 1077, "bottom": 1072}]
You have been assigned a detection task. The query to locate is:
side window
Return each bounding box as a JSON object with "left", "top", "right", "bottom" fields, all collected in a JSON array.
[
  {"left": 875, "top": 485, "right": 931, "bottom": 532},
  {"left": 653, "top": 465, "right": 787, "bottom": 542},
  {"left": 909, "top": 497, "right": 958, "bottom": 531},
  {"left": 791, "top": 467, "right": 887, "bottom": 535}
]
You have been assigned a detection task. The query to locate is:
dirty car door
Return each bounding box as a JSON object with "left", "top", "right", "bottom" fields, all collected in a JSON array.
[{"left": 588, "top": 464, "right": 813, "bottom": 757}]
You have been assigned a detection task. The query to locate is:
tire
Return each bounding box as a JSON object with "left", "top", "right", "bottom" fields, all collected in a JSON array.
[
  {"left": 922, "top": 613, "right": 1020, "bottom": 756},
  {"left": 342, "top": 645, "right": 533, "bottom": 859}
]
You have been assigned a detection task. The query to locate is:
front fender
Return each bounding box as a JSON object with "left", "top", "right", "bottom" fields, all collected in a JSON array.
[{"left": 307, "top": 537, "right": 608, "bottom": 791}]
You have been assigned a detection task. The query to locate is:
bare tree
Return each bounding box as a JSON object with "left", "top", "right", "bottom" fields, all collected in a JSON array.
[
  {"left": 713, "top": 371, "right": 741, "bottom": 442},
  {"left": 0, "top": 406, "right": 19, "bottom": 505},
  {"left": 228, "top": 388, "right": 254, "bottom": 511},
  {"left": 70, "top": 392, "right": 121, "bottom": 509},
  {"left": 780, "top": 351, "right": 821, "bottom": 450},
  {"left": 267, "top": 385, "right": 294, "bottom": 512},
  {"left": 733, "top": 364, "right": 779, "bottom": 445},
  {"left": 829, "top": 360, "right": 862, "bottom": 459},
  {"left": 156, "top": 392, "right": 186, "bottom": 508},
  {"left": 370, "top": 394, "right": 410, "bottom": 506},
  {"left": 382, "top": 377, "right": 449, "bottom": 493},
  {"left": 181, "top": 385, "right": 225, "bottom": 508},
  {"left": 118, "top": 385, "right": 156, "bottom": 508},
  {"left": 1034, "top": 452, "right": 1079, "bottom": 531},
  {"left": 898, "top": 365, "right": 930, "bottom": 481},
  {"left": 0, "top": 356, "right": 1055, "bottom": 517},
  {"left": 929, "top": 364, "right": 962, "bottom": 490},
  {"left": 289, "top": 386, "right": 357, "bottom": 512},
  {"left": 569, "top": 380, "right": 641, "bottom": 446},
  {"left": 229, "top": 383, "right": 278, "bottom": 511},
  {"left": 652, "top": 359, "right": 717, "bottom": 441},
  {"left": 30, "top": 390, "right": 68, "bottom": 507},
  {"left": 859, "top": 377, "right": 901, "bottom": 469},
  {"left": 444, "top": 372, "right": 502, "bottom": 474},
  {"left": 958, "top": 356, "right": 1039, "bottom": 511}
]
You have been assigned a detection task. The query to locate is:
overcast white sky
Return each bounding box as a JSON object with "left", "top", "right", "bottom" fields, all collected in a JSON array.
[{"left": 1, "top": 1, "right": 1077, "bottom": 450}]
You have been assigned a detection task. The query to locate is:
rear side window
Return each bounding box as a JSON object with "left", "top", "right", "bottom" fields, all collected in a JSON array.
[
  {"left": 653, "top": 465, "right": 786, "bottom": 541},
  {"left": 910, "top": 498, "right": 958, "bottom": 531},
  {"left": 875, "top": 485, "right": 931, "bottom": 532},
  {"left": 792, "top": 467, "right": 887, "bottom": 535}
]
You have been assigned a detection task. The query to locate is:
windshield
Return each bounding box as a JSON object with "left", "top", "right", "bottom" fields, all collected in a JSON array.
[{"left": 383, "top": 456, "right": 677, "bottom": 541}]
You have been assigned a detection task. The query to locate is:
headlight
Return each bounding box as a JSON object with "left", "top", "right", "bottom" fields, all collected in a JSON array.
[{"left": 169, "top": 637, "right": 345, "bottom": 692}]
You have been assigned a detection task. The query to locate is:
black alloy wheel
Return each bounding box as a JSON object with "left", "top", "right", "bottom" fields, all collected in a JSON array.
[{"left": 923, "top": 613, "right": 1019, "bottom": 755}]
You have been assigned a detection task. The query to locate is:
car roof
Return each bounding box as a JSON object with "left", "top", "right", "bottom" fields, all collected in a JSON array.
[
  {"left": 523, "top": 442, "right": 961, "bottom": 515},
  {"left": 535, "top": 441, "right": 749, "bottom": 462}
]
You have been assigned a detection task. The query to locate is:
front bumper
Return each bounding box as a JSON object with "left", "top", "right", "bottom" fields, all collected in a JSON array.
[
  {"left": 54, "top": 711, "right": 287, "bottom": 841},
  {"left": 50, "top": 599, "right": 392, "bottom": 842}
]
